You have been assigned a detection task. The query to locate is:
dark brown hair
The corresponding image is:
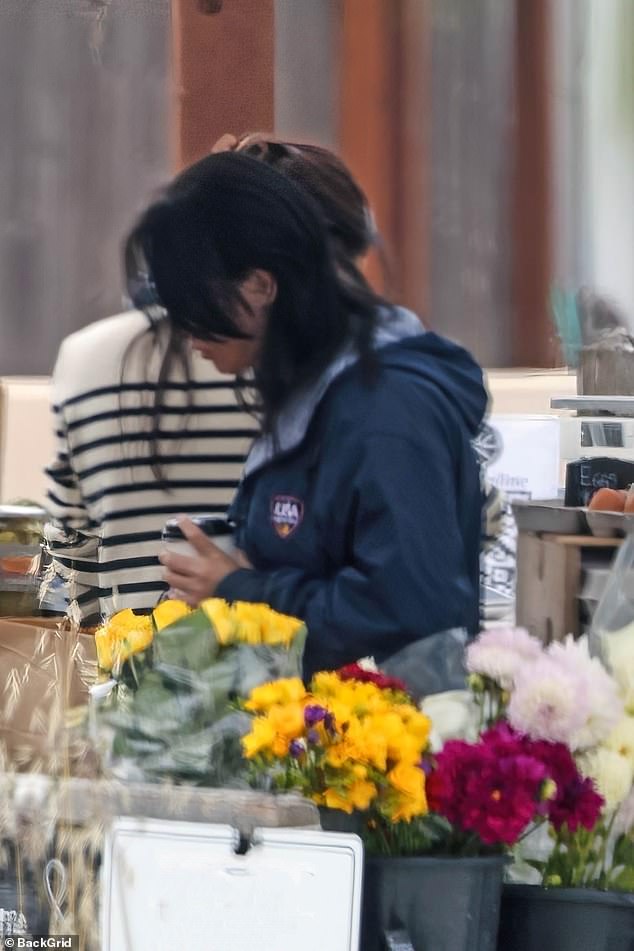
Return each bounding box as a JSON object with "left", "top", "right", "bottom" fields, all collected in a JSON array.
[{"left": 124, "top": 136, "right": 384, "bottom": 483}]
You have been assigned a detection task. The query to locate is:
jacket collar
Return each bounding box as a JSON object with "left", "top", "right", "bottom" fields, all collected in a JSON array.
[{"left": 244, "top": 307, "right": 424, "bottom": 477}]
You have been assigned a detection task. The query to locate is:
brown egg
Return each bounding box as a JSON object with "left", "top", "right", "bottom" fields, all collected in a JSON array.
[{"left": 588, "top": 488, "right": 627, "bottom": 512}]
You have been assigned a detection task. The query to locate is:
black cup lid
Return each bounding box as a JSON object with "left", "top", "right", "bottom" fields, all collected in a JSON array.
[{"left": 162, "top": 514, "right": 234, "bottom": 541}]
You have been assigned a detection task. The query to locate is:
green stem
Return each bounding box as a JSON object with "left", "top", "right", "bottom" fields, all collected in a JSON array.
[{"left": 590, "top": 813, "right": 617, "bottom": 887}]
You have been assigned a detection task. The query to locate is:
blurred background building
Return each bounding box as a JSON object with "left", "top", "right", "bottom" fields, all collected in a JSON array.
[{"left": 0, "top": 0, "right": 632, "bottom": 375}]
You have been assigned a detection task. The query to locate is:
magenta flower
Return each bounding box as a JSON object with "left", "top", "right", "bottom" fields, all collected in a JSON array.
[
  {"left": 427, "top": 725, "right": 548, "bottom": 845},
  {"left": 518, "top": 736, "right": 604, "bottom": 831}
]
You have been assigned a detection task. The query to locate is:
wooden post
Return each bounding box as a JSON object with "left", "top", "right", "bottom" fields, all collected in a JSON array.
[
  {"left": 338, "top": 0, "right": 429, "bottom": 316},
  {"left": 339, "top": 0, "right": 400, "bottom": 296},
  {"left": 171, "top": 0, "right": 275, "bottom": 171},
  {"left": 512, "top": 0, "right": 555, "bottom": 367},
  {"left": 396, "top": 0, "right": 430, "bottom": 320}
]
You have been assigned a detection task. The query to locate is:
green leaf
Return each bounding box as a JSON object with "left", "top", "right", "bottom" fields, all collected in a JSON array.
[
  {"left": 609, "top": 867, "right": 634, "bottom": 892},
  {"left": 153, "top": 609, "right": 217, "bottom": 674},
  {"left": 613, "top": 833, "right": 634, "bottom": 871}
]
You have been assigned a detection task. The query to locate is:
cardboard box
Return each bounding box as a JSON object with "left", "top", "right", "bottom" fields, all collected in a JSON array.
[
  {"left": 515, "top": 532, "right": 620, "bottom": 643},
  {"left": 0, "top": 377, "right": 53, "bottom": 505},
  {"left": 0, "top": 616, "right": 96, "bottom": 769}
]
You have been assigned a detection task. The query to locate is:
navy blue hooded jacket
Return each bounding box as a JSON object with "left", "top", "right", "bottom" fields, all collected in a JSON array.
[{"left": 217, "top": 313, "right": 488, "bottom": 680}]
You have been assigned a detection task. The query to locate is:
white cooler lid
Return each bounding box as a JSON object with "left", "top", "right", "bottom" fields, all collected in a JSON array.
[{"left": 101, "top": 817, "right": 363, "bottom": 951}]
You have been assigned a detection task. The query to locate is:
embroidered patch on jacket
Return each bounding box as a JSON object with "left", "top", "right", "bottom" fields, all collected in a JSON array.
[{"left": 271, "top": 495, "right": 304, "bottom": 538}]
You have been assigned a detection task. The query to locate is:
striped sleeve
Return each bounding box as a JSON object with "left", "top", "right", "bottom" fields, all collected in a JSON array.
[
  {"left": 43, "top": 382, "right": 105, "bottom": 617},
  {"left": 45, "top": 401, "right": 89, "bottom": 531}
]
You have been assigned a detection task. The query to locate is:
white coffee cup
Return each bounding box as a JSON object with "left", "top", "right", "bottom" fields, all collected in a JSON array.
[{"left": 161, "top": 514, "right": 237, "bottom": 559}]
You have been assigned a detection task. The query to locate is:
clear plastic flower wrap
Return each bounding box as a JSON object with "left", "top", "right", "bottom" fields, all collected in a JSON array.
[
  {"left": 93, "top": 599, "right": 307, "bottom": 785},
  {"left": 589, "top": 533, "right": 634, "bottom": 714}
]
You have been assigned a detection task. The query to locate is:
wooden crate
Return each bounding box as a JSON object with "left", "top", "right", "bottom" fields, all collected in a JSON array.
[{"left": 516, "top": 532, "right": 620, "bottom": 643}]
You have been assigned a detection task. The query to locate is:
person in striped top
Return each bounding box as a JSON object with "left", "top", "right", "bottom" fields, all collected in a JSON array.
[
  {"left": 43, "top": 312, "right": 257, "bottom": 621},
  {"left": 43, "top": 135, "right": 379, "bottom": 622}
]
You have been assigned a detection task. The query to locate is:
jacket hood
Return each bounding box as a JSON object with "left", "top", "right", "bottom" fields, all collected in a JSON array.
[{"left": 244, "top": 307, "right": 487, "bottom": 476}]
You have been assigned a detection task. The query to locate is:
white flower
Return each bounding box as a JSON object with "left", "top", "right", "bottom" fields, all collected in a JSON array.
[
  {"left": 356, "top": 656, "right": 378, "bottom": 673},
  {"left": 420, "top": 690, "right": 479, "bottom": 751},
  {"left": 605, "top": 716, "right": 634, "bottom": 771},
  {"left": 465, "top": 627, "right": 543, "bottom": 689},
  {"left": 578, "top": 748, "right": 634, "bottom": 811},
  {"left": 547, "top": 637, "right": 623, "bottom": 750},
  {"left": 602, "top": 623, "right": 634, "bottom": 714},
  {"left": 508, "top": 655, "right": 587, "bottom": 746}
]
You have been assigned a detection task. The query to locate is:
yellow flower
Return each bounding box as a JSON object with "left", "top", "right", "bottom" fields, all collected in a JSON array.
[
  {"left": 324, "top": 788, "right": 354, "bottom": 814},
  {"left": 152, "top": 599, "right": 192, "bottom": 631},
  {"left": 201, "top": 599, "right": 235, "bottom": 645},
  {"left": 388, "top": 761, "right": 425, "bottom": 798},
  {"left": 347, "top": 780, "right": 377, "bottom": 811},
  {"left": 242, "top": 717, "right": 276, "bottom": 758},
  {"left": 389, "top": 791, "right": 428, "bottom": 823},
  {"left": 400, "top": 709, "right": 432, "bottom": 743},
  {"left": 245, "top": 678, "right": 307, "bottom": 712},
  {"left": 259, "top": 607, "right": 305, "bottom": 646},
  {"left": 268, "top": 702, "right": 306, "bottom": 740},
  {"left": 95, "top": 625, "right": 114, "bottom": 671},
  {"left": 345, "top": 717, "right": 388, "bottom": 771},
  {"left": 271, "top": 736, "right": 290, "bottom": 757},
  {"left": 326, "top": 741, "right": 355, "bottom": 769},
  {"left": 389, "top": 733, "right": 427, "bottom": 766},
  {"left": 386, "top": 762, "right": 428, "bottom": 822},
  {"left": 95, "top": 609, "right": 153, "bottom": 672},
  {"left": 312, "top": 671, "right": 344, "bottom": 698},
  {"left": 232, "top": 601, "right": 267, "bottom": 644}
]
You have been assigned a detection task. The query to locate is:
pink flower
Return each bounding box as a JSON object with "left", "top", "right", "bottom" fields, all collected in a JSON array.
[
  {"left": 466, "top": 627, "right": 543, "bottom": 689},
  {"left": 508, "top": 655, "right": 588, "bottom": 746},
  {"left": 547, "top": 638, "right": 623, "bottom": 750}
]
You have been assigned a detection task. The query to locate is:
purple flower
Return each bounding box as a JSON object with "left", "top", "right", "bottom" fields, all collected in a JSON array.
[
  {"left": 304, "top": 705, "right": 328, "bottom": 727},
  {"left": 289, "top": 740, "right": 306, "bottom": 759},
  {"left": 307, "top": 729, "right": 320, "bottom": 745}
]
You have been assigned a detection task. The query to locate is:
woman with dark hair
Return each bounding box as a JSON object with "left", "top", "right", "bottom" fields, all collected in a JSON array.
[
  {"left": 130, "top": 151, "right": 488, "bottom": 686},
  {"left": 42, "top": 136, "right": 383, "bottom": 623}
]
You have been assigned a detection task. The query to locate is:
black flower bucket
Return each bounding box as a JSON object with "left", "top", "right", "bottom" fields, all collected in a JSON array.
[
  {"left": 362, "top": 855, "right": 507, "bottom": 951},
  {"left": 498, "top": 884, "right": 634, "bottom": 951}
]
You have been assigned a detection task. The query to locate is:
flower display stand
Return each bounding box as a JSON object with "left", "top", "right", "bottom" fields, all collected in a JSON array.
[{"left": 497, "top": 884, "right": 634, "bottom": 951}]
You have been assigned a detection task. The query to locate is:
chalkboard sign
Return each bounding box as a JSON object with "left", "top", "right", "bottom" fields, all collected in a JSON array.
[{"left": 564, "top": 457, "right": 634, "bottom": 507}]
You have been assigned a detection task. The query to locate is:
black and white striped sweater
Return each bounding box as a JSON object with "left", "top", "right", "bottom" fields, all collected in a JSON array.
[{"left": 43, "top": 311, "right": 256, "bottom": 621}]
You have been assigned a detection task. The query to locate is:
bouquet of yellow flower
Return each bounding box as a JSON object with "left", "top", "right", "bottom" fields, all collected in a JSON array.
[
  {"left": 95, "top": 598, "right": 306, "bottom": 785},
  {"left": 241, "top": 666, "right": 432, "bottom": 851}
]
